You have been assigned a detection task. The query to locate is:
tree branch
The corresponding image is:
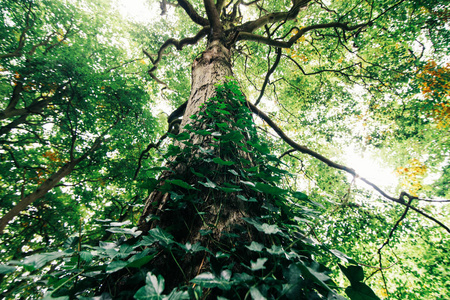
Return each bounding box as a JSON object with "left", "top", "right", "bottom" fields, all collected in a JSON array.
[
  {"left": 177, "top": 0, "right": 209, "bottom": 26},
  {"left": 247, "top": 102, "right": 450, "bottom": 234},
  {"left": 0, "top": 122, "right": 117, "bottom": 234},
  {"left": 238, "top": 21, "right": 365, "bottom": 48},
  {"left": 238, "top": 0, "right": 311, "bottom": 33},
  {"left": 203, "top": 0, "right": 223, "bottom": 40},
  {"left": 146, "top": 27, "right": 209, "bottom": 73},
  {"left": 254, "top": 47, "right": 282, "bottom": 106}
]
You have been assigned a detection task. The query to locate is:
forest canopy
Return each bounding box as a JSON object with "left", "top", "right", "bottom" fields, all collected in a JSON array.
[{"left": 0, "top": 0, "right": 449, "bottom": 299}]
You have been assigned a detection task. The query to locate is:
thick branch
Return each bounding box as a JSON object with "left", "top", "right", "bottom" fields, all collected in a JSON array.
[
  {"left": 239, "top": 0, "right": 311, "bottom": 33},
  {"left": 177, "top": 0, "right": 209, "bottom": 26},
  {"left": 0, "top": 97, "right": 50, "bottom": 120},
  {"left": 146, "top": 27, "right": 209, "bottom": 73},
  {"left": 238, "top": 21, "right": 365, "bottom": 48},
  {"left": 247, "top": 102, "right": 450, "bottom": 234},
  {"left": 203, "top": 0, "right": 223, "bottom": 40}
]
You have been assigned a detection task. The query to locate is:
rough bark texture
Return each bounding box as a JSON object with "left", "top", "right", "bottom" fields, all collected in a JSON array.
[
  {"left": 180, "top": 40, "right": 232, "bottom": 133},
  {"left": 136, "top": 41, "right": 262, "bottom": 293}
]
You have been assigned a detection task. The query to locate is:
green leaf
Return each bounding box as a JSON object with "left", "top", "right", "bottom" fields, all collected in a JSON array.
[
  {"left": 219, "top": 186, "right": 242, "bottom": 193},
  {"left": 22, "top": 251, "right": 69, "bottom": 270},
  {"left": 250, "top": 258, "right": 268, "bottom": 271},
  {"left": 345, "top": 282, "right": 381, "bottom": 300},
  {"left": 199, "top": 178, "right": 217, "bottom": 189},
  {"left": 191, "top": 270, "right": 233, "bottom": 290},
  {"left": 0, "top": 264, "right": 16, "bottom": 274},
  {"left": 237, "top": 195, "right": 257, "bottom": 202},
  {"left": 250, "top": 287, "right": 267, "bottom": 300},
  {"left": 240, "top": 180, "right": 255, "bottom": 187},
  {"left": 243, "top": 218, "right": 281, "bottom": 235},
  {"left": 228, "top": 169, "right": 239, "bottom": 176},
  {"left": 297, "top": 261, "right": 332, "bottom": 292},
  {"left": 148, "top": 227, "right": 175, "bottom": 247},
  {"left": 106, "top": 226, "right": 141, "bottom": 237},
  {"left": 79, "top": 251, "right": 93, "bottom": 262},
  {"left": 221, "top": 131, "right": 245, "bottom": 142},
  {"left": 247, "top": 242, "right": 265, "bottom": 252},
  {"left": 139, "top": 178, "right": 159, "bottom": 190},
  {"left": 106, "top": 261, "right": 128, "bottom": 273},
  {"left": 174, "top": 132, "right": 190, "bottom": 141},
  {"left": 134, "top": 272, "right": 165, "bottom": 300},
  {"left": 254, "top": 182, "right": 287, "bottom": 195},
  {"left": 166, "top": 179, "right": 198, "bottom": 190},
  {"left": 126, "top": 254, "right": 156, "bottom": 268},
  {"left": 339, "top": 264, "right": 364, "bottom": 284},
  {"left": 330, "top": 250, "right": 358, "bottom": 265},
  {"left": 212, "top": 157, "right": 234, "bottom": 166},
  {"left": 181, "top": 242, "right": 208, "bottom": 253},
  {"left": 291, "top": 191, "right": 309, "bottom": 201},
  {"left": 190, "top": 167, "right": 205, "bottom": 178}
]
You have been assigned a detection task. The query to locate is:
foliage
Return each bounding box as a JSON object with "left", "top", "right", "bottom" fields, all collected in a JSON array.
[
  {"left": 0, "top": 0, "right": 157, "bottom": 271},
  {"left": 0, "top": 0, "right": 449, "bottom": 299},
  {"left": 0, "top": 81, "right": 379, "bottom": 300}
]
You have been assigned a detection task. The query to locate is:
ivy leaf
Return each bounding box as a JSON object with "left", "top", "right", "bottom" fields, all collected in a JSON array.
[
  {"left": 297, "top": 261, "right": 332, "bottom": 292},
  {"left": 106, "top": 261, "right": 128, "bottom": 273},
  {"left": 254, "top": 182, "right": 287, "bottom": 195},
  {"left": 221, "top": 131, "right": 245, "bottom": 142},
  {"left": 191, "top": 270, "right": 233, "bottom": 290},
  {"left": 237, "top": 195, "right": 257, "bottom": 202},
  {"left": 250, "top": 287, "right": 266, "bottom": 300},
  {"left": 106, "top": 226, "right": 141, "bottom": 237},
  {"left": 22, "top": 251, "right": 69, "bottom": 270},
  {"left": 0, "top": 264, "right": 16, "bottom": 274},
  {"left": 339, "top": 265, "right": 364, "bottom": 285},
  {"left": 243, "top": 218, "right": 281, "bottom": 235},
  {"left": 345, "top": 282, "right": 381, "bottom": 300},
  {"left": 134, "top": 272, "right": 165, "bottom": 300},
  {"left": 250, "top": 258, "right": 268, "bottom": 271},
  {"left": 212, "top": 157, "right": 234, "bottom": 166},
  {"left": 148, "top": 227, "right": 175, "bottom": 247},
  {"left": 166, "top": 179, "right": 198, "bottom": 190},
  {"left": 246, "top": 241, "right": 265, "bottom": 252},
  {"left": 199, "top": 178, "right": 217, "bottom": 189},
  {"left": 330, "top": 250, "right": 358, "bottom": 265}
]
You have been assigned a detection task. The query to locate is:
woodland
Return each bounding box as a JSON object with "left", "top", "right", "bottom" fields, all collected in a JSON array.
[{"left": 0, "top": 0, "right": 449, "bottom": 299}]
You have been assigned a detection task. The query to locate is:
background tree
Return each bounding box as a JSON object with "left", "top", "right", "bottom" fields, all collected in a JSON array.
[
  {"left": 0, "top": 0, "right": 158, "bottom": 261},
  {"left": 0, "top": 0, "right": 449, "bottom": 299}
]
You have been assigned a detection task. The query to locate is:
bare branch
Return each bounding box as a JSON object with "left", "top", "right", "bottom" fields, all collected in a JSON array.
[
  {"left": 147, "top": 27, "right": 209, "bottom": 73},
  {"left": 254, "top": 47, "right": 282, "bottom": 106},
  {"left": 238, "top": 21, "right": 365, "bottom": 48}
]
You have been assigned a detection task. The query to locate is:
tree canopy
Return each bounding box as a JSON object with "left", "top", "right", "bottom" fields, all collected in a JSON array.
[{"left": 0, "top": 0, "right": 449, "bottom": 299}]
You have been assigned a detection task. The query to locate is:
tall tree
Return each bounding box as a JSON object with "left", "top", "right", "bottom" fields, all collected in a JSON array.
[{"left": 0, "top": 0, "right": 449, "bottom": 299}]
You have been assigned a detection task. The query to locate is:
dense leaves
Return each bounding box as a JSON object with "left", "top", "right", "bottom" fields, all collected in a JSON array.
[{"left": 0, "top": 0, "right": 449, "bottom": 299}]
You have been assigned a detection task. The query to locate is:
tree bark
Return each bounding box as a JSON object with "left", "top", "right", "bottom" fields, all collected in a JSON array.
[{"left": 136, "top": 40, "right": 262, "bottom": 293}]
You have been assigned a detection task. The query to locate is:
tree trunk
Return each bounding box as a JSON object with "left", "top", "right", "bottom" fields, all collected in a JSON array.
[{"left": 136, "top": 40, "right": 263, "bottom": 294}]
